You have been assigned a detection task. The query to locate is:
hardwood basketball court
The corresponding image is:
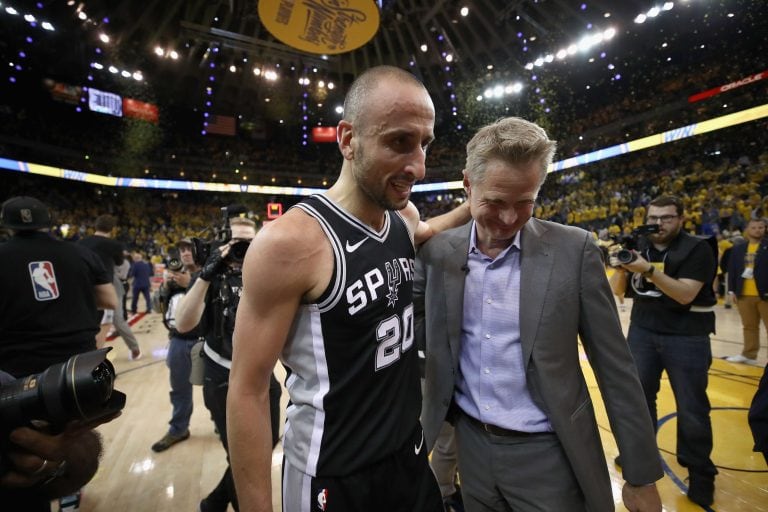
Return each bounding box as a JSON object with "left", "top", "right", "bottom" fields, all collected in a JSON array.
[{"left": 74, "top": 299, "right": 767, "bottom": 512}]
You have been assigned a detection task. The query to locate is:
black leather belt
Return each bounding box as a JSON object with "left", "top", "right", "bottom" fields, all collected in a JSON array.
[{"left": 463, "top": 411, "right": 550, "bottom": 437}]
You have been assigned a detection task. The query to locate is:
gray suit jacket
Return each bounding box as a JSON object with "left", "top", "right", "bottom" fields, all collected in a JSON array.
[{"left": 415, "top": 219, "right": 663, "bottom": 511}]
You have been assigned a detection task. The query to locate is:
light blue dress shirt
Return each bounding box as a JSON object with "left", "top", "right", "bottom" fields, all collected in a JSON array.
[{"left": 454, "top": 222, "right": 552, "bottom": 432}]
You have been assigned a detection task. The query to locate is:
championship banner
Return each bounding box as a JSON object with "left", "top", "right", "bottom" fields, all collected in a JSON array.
[
  {"left": 123, "top": 98, "right": 159, "bottom": 124},
  {"left": 258, "top": 0, "right": 380, "bottom": 55},
  {"left": 688, "top": 70, "right": 766, "bottom": 103}
]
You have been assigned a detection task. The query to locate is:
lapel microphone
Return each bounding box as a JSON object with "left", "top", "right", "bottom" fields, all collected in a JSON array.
[{"left": 461, "top": 264, "right": 470, "bottom": 274}]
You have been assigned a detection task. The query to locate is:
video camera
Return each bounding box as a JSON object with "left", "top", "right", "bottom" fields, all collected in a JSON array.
[
  {"left": 191, "top": 204, "right": 250, "bottom": 267},
  {"left": 0, "top": 348, "right": 126, "bottom": 434},
  {"left": 611, "top": 224, "right": 660, "bottom": 265}
]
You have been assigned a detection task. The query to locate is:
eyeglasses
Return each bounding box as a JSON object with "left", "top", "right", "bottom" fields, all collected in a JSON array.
[{"left": 646, "top": 214, "right": 679, "bottom": 224}]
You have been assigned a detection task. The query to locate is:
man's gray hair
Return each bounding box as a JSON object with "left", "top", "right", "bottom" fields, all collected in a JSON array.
[{"left": 464, "top": 117, "right": 557, "bottom": 186}]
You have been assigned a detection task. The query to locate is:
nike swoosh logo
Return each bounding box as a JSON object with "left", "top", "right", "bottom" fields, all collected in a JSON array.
[
  {"left": 345, "top": 237, "right": 368, "bottom": 253},
  {"left": 414, "top": 431, "right": 424, "bottom": 455}
]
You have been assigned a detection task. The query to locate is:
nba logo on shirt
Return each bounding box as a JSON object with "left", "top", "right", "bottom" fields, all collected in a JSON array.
[
  {"left": 28, "top": 261, "right": 59, "bottom": 301},
  {"left": 316, "top": 488, "right": 328, "bottom": 511}
]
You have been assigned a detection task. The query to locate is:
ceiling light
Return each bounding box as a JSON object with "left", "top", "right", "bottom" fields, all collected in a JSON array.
[
  {"left": 154, "top": 46, "right": 164, "bottom": 56},
  {"left": 41, "top": 22, "right": 54, "bottom": 31},
  {"left": 460, "top": 7, "right": 469, "bottom": 16},
  {"left": 108, "top": 65, "right": 118, "bottom": 73},
  {"left": 169, "top": 50, "right": 179, "bottom": 59},
  {"left": 99, "top": 33, "right": 110, "bottom": 43},
  {"left": 420, "top": 44, "right": 428, "bottom": 52},
  {"left": 634, "top": 14, "right": 646, "bottom": 23}
]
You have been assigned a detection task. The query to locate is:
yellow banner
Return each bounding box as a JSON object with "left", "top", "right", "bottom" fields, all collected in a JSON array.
[{"left": 258, "top": 0, "right": 380, "bottom": 55}]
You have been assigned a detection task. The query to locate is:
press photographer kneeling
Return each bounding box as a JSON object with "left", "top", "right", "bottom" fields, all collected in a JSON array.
[
  {"left": 609, "top": 195, "right": 719, "bottom": 507},
  {"left": 174, "top": 210, "right": 281, "bottom": 512}
]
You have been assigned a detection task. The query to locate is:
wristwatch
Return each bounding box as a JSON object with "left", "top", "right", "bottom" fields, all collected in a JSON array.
[{"left": 642, "top": 265, "right": 655, "bottom": 278}]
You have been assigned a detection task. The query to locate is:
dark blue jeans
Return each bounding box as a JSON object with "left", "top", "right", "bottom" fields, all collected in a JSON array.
[
  {"left": 167, "top": 336, "right": 197, "bottom": 436},
  {"left": 627, "top": 324, "right": 717, "bottom": 477}
]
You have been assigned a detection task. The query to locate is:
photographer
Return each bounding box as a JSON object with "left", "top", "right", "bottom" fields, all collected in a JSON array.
[
  {"left": 609, "top": 195, "right": 718, "bottom": 507},
  {"left": 150, "top": 239, "right": 202, "bottom": 453},
  {"left": 175, "top": 214, "right": 281, "bottom": 512}
]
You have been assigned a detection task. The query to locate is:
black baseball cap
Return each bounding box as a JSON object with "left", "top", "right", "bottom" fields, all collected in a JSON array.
[{"left": 1, "top": 196, "right": 52, "bottom": 230}]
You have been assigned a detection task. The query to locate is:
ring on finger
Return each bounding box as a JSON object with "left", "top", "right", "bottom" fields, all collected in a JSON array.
[{"left": 32, "top": 459, "right": 49, "bottom": 475}]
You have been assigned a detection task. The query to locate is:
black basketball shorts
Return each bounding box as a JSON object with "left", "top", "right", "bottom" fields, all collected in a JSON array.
[{"left": 281, "top": 423, "right": 443, "bottom": 512}]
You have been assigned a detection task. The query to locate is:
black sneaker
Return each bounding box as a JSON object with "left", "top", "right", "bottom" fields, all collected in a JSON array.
[
  {"left": 151, "top": 430, "right": 190, "bottom": 452},
  {"left": 687, "top": 474, "right": 714, "bottom": 507}
]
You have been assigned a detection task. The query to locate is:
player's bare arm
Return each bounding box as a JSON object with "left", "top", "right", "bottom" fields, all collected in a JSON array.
[
  {"left": 403, "top": 200, "right": 471, "bottom": 246},
  {"left": 228, "top": 209, "right": 332, "bottom": 512}
]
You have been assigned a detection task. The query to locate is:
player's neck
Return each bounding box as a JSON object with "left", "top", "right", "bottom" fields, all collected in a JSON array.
[{"left": 326, "top": 178, "right": 386, "bottom": 231}]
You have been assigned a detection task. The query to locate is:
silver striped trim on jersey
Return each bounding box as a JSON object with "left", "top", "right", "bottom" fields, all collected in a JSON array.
[
  {"left": 282, "top": 458, "right": 313, "bottom": 512},
  {"left": 281, "top": 304, "right": 330, "bottom": 477},
  {"left": 313, "top": 194, "right": 391, "bottom": 242},
  {"left": 293, "top": 201, "right": 345, "bottom": 313}
]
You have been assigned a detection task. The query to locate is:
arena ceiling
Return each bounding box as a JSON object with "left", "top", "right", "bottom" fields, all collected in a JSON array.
[{"left": 2, "top": 1, "right": 766, "bottom": 131}]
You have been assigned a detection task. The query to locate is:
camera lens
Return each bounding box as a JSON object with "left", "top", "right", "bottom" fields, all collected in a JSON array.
[
  {"left": 617, "top": 249, "right": 636, "bottom": 264},
  {"left": 227, "top": 241, "right": 250, "bottom": 263},
  {"left": 89, "top": 361, "right": 115, "bottom": 403}
]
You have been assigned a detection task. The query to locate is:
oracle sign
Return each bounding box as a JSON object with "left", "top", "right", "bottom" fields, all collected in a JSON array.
[
  {"left": 688, "top": 70, "right": 766, "bottom": 103},
  {"left": 258, "top": 0, "right": 380, "bottom": 55},
  {"left": 123, "top": 98, "right": 159, "bottom": 124}
]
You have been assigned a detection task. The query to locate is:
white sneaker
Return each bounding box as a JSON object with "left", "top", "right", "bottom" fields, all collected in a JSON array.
[{"left": 725, "top": 354, "right": 757, "bottom": 364}]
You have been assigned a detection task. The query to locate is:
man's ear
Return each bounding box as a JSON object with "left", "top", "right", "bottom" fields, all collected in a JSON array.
[
  {"left": 462, "top": 169, "right": 471, "bottom": 196},
  {"left": 337, "top": 120, "right": 354, "bottom": 160}
]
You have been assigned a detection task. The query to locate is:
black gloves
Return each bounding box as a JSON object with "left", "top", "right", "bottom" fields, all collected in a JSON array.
[{"left": 199, "top": 250, "right": 226, "bottom": 281}]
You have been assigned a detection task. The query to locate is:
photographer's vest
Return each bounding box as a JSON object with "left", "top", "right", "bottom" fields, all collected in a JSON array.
[
  {"left": 630, "top": 231, "right": 717, "bottom": 335},
  {"left": 199, "top": 271, "right": 242, "bottom": 367}
]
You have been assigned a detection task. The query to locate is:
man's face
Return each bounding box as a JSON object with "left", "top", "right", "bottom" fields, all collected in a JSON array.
[
  {"left": 346, "top": 81, "right": 435, "bottom": 211},
  {"left": 465, "top": 159, "right": 541, "bottom": 251},
  {"left": 645, "top": 205, "right": 683, "bottom": 244},
  {"left": 746, "top": 220, "right": 766, "bottom": 241},
  {"left": 179, "top": 245, "right": 195, "bottom": 267}
]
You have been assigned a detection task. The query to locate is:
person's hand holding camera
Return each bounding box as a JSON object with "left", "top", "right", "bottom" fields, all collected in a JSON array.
[
  {"left": 617, "top": 252, "right": 655, "bottom": 276},
  {"left": 1, "top": 412, "right": 120, "bottom": 497},
  {"left": 168, "top": 270, "right": 191, "bottom": 288},
  {"left": 199, "top": 247, "right": 229, "bottom": 282}
]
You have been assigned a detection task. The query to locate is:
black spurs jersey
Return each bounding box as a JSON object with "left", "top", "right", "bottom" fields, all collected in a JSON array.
[{"left": 283, "top": 195, "right": 420, "bottom": 477}]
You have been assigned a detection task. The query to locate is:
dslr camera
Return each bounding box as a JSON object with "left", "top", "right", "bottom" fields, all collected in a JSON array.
[
  {"left": 165, "top": 247, "right": 184, "bottom": 273},
  {"left": 610, "top": 224, "right": 660, "bottom": 265},
  {"left": 191, "top": 205, "right": 250, "bottom": 267},
  {"left": 0, "top": 348, "right": 126, "bottom": 434}
]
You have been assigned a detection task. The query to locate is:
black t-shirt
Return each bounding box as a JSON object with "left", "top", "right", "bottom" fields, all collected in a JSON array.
[
  {"left": 0, "top": 232, "right": 111, "bottom": 377},
  {"left": 630, "top": 234, "right": 716, "bottom": 335},
  {"left": 79, "top": 235, "right": 124, "bottom": 277}
]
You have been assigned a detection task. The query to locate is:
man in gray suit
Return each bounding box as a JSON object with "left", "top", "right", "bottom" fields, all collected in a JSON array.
[{"left": 415, "top": 117, "right": 663, "bottom": 511}]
